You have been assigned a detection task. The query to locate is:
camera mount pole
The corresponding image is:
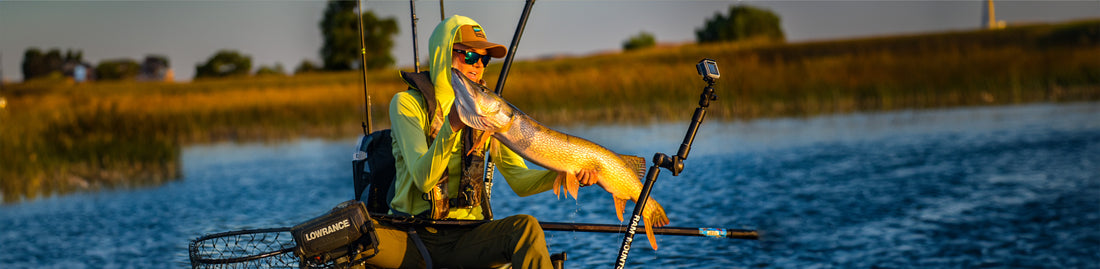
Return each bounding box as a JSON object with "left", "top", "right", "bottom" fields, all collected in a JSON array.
[{"left": 613, "top": 74, "right": 718, "bottom": 269}]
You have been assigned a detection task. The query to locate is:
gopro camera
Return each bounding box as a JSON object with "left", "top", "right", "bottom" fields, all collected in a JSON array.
[{"left": 696, "top": 58, "right": 720, "bottom": 81}]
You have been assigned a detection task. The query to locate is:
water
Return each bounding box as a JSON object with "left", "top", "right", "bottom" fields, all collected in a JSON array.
[{"left": 2, "top": 102, "right": 1098, "bottom": 268}]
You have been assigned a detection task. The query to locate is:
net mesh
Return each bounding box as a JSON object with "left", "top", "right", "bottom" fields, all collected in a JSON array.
[{"left": 188, "top": 227, "right": 312, "bottom": 268}]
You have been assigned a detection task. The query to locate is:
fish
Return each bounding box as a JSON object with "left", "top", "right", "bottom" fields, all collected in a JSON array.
[{"left": 448, "top": 69, "right": 670, "bottom": 250}]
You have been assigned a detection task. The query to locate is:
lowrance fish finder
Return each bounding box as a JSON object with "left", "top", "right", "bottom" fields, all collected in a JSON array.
[{"left": 696, "top": 58, "right": 720, "bottom": 81}]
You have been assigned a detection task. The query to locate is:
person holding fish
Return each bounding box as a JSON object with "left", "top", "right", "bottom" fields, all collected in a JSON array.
[{"left": 361, "top": 15, "right": 597, "bottom": 269}]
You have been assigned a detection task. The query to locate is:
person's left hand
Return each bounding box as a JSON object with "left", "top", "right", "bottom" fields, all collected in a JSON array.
[{"left": 576, "top": 168, "right": 598, "bottom": 187}]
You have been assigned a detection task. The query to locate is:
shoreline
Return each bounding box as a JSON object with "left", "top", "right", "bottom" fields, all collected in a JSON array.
[{"left": 3, "top": 19, "right": 1098, "bottom": 203}]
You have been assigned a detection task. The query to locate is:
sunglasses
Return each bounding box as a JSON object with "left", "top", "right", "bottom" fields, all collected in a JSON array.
[{"left": 453, "top": 49, "right": 492, "bottom": 65}]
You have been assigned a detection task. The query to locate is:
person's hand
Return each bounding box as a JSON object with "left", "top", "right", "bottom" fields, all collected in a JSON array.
[
  {"left": 576, "top": 168, "right": 599, "bottom": 187},
  {"left": 448, "top": 103, "right": 465, "bottom": 132}
]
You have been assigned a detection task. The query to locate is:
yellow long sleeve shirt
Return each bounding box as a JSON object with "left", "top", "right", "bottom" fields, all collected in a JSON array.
[{"left": 388, "top": 88, "right": 558, "bottom": 220}]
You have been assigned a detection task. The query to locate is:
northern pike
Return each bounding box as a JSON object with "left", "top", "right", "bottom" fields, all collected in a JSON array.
[{"left": 448, "top": 69, "right": 670, "bottom": 250}]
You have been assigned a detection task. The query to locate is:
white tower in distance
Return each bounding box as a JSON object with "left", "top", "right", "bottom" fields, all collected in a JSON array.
[{"left": 982, "top": 0, "right": 1007, "bottom": 29}]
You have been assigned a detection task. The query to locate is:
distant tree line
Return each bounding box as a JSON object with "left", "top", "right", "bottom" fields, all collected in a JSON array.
[
  {"left": 622, "top": 31, "right": 656, "bottom": 51},
  {"left": 319, "top": 0, "right": 398, "bottom": 71},
  {"left": 194, "top": 0, "right": 397, "bottom": 79},
  {"left": 622, "top": 4, "right": 785, "bottom": 51},
  {"left": 193, "top": 1, "right": 397, "bottom": 79},
  {"left": 20, "top": 48, "right": 172, "bottom": 82},
  {"left": 696, "top": 5, "right": 785, "bottom": 43},
  {"left": 19, "top": 2, "right": 784, "bottom": 81},
  {"left": 21, "top": 48, "right": 84, "bottom": 81},
  {"left": 18, "top": 0, "right": 399, "bottom": 82}
]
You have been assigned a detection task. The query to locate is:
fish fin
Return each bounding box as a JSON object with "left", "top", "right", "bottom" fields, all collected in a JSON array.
[
  {"left": 553, "top": 172, "right": 565, "bottom": 199},
  {"left": 644, "top": 216, "right": 659, "bottom": 250},
  {"left": 614, "top": 197, "right": 626, "bottom": 223},
  {"left": 643, "top": 199, "right": 669, "bottom": 250},
  {"left": 565, "top": 172, "right": 580, "bottom": 200},
  {"left": 645, "top": 198, "right": 671, "bottom": 227},
  {"left": 619, "top": 155, "right": 648, "bottom": 180},
  {"left": 465, "top": 131, "right": 494, "bottom": 156}
]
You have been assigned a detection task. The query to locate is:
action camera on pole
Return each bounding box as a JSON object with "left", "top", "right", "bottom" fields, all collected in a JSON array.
[{"left": 696, "top": 58, "right": 720, "bottom": 82}]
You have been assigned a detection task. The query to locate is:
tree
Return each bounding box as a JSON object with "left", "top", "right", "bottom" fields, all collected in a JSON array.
[
  {"left": 622, "top": 31, "right": 657, "bottom": 51},
  {"left": 95, "top": 59, "right": 141, "bottom": 80},
  {"left": 22, "top": 48, "right": 82, "bottom": 80},
  {"left": 294, "top": 59, "right": 322, "bottom": 75},
  {"left": 320, "top": 0, "right": 398, "bottom": 71},
  {"left": 194, "top": 50, "right": 252, "bottom": 79},
  {"left": 696, "top": 5, "right": 785, "bottom": 44},
  {"left": 139, "top": 55, "right": 171, "bottom": 81},
  {"left": 255, "top": 63, "right": 286, "bottom": 76}
]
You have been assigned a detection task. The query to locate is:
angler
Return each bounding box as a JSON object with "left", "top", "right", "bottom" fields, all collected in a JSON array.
[
  {"left": 449, "top": 69, "right": 671, "bottom": 251},
  {"left": 190, "top": 2, "right": 759, "bottom": 269}
]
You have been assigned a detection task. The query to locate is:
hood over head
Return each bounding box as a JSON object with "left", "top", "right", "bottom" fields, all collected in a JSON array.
[{"left": 428, "top": 15, "right": 507, "bottom": 111}]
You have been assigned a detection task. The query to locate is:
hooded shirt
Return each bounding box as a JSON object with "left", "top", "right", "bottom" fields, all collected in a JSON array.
[{"left": 388, "top": 15, "right": 558, "bottom": 220}]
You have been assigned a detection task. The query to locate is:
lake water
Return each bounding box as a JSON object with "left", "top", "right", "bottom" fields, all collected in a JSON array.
[{"left": 1, "top": 102, "right": 1098, "bottom": 268}]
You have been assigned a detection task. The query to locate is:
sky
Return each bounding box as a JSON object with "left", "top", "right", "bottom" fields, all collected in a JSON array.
[{"left": 1, "top": 0, "right": 1098, "bottom": 82}]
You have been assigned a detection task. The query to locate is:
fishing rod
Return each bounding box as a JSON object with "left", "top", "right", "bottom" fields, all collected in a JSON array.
[
  {"left": 356, "top": 0, "right": 372, "bottom": 134},
  {"left": 409, "top": 0, "right": 421, "bottom": 72},
  {"left": 480, "top": 0, "right": 538, "bottom": 221},
  {"left": 614, "top": 59, "right": 725, "bottom": 269},
  {"left": 539, "top": 222, "right": 758, "bottom": 240},
  {"left": 493, "top": 0, "right": 536, "bottom": 95},
  {"left": 369, "top": 214, "right": 758, "bottom": 240}
]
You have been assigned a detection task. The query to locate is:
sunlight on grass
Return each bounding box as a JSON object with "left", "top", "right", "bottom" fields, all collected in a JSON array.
[{"left": 2, "top": 19, "right": 1098, "bottom": 203}]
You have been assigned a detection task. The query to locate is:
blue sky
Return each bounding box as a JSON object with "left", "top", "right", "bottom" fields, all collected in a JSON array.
[{"left": 1, "top": 0, "right": 1098, "bottom": 82}]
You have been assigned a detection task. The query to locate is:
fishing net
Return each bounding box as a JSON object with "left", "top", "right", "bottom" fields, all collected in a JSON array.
[{"left": 188, "top": 227, "right": 334, "bottom": 269}]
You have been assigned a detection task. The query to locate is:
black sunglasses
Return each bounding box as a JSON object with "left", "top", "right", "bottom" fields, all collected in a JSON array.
[{"left": 453, "top": 49, "right": 492, "bottom": 65}]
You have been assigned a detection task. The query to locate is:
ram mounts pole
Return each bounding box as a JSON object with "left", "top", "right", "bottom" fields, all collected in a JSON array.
[{"left": 613, "top": 63, "right": 720, "bottom": 269}]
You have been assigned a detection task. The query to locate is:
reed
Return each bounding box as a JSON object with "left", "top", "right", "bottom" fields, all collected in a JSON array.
[
  {"left": 2, "top": 19, "right": 1098, "bottom": 203},
  {"left": 495, "top": 19, "right": 1100, "bottom": 123}
]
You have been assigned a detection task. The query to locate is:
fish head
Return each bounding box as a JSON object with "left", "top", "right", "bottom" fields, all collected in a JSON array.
[{"left": 450, "top": 68, "right": 515, "bottom": 132}]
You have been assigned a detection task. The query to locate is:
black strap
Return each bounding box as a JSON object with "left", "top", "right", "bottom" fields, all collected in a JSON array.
[
  {"left": 374, "top": 213, "right": 489, "bottom": 227},
  {"left": 406, "top": 227, "right": 433, "bottom": 269}
]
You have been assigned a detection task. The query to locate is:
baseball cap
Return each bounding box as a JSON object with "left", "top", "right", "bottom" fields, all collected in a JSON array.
[{"left": 455, "top": 24, "right": 507, "bottom": 58}]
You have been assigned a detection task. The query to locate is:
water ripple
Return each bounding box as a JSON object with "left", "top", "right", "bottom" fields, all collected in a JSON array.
[{"left": 1, "top": 103, "right": 1098, "bottom": 268}]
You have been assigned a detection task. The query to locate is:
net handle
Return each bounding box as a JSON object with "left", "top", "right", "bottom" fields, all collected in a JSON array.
[{"left": 191, "top": 247, "right": 295, "bottom": 265}]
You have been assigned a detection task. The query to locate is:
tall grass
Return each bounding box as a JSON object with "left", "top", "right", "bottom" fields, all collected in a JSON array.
[
  {"left": 2, "top": 19, "right": 1098, "bottom": 203},
  {"left": 495, "top": 19, "right": 1099, "bottom": 123},
  {"left": 0, "top": 72, "right": 409, "bottom": 203}
]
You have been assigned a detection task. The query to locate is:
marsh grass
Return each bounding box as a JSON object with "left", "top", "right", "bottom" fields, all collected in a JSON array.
[
  {"left": 2, "top": 19, "right": 1098, "bottom": 203},
  {"left": 497, "top": 19, "right": 1099, "bottom": 124}
]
